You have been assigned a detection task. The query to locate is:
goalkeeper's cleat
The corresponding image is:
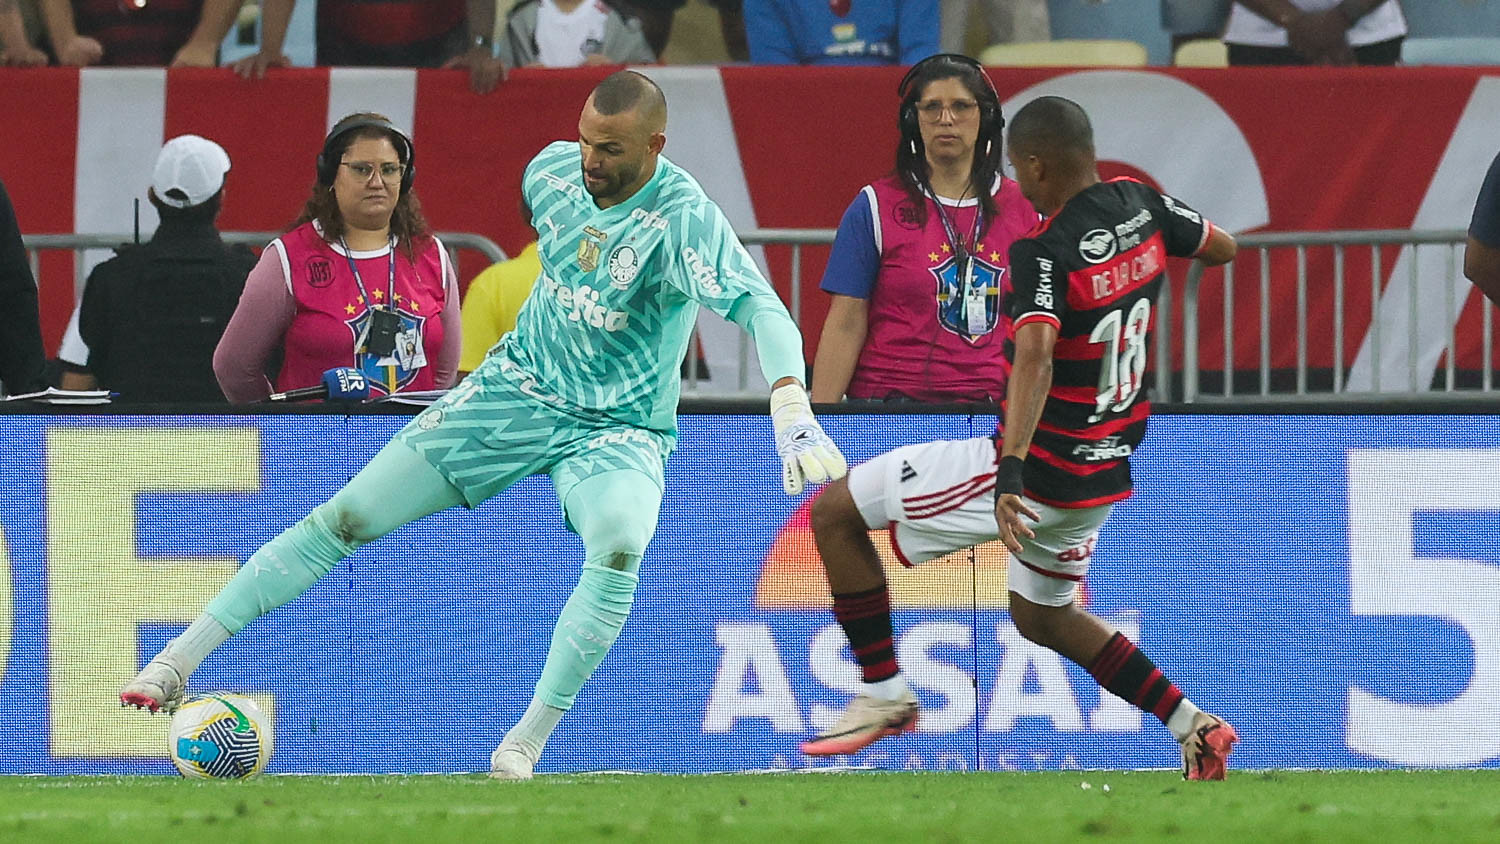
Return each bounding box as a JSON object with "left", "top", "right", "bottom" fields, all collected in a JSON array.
[
  {"left": 488, "top": 744, "right": 536, "bottom": 781},
  {"left": 1180, "top": 711, "right": 1238, "bottom": 781},
  {"left": 119, "top": 659, "right": 186, "bottom": 714},
  {"left": 800, "top": 690, "right": 919, "bottom": 756}
]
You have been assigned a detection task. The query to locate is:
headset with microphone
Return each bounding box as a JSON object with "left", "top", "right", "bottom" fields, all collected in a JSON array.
[
  {"left": 897, "top": 53, "right": 1004, "bottom": 159},
  {"left": 315, "top": 115, "right": 417, "bottom": 194}
]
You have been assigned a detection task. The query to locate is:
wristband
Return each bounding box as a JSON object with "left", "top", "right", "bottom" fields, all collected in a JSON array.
[{"left": 995, "top": 455, "right": 1024, "bottom": 498}]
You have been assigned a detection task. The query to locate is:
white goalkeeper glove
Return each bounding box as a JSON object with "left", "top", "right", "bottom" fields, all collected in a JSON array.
[{"left": 770, "top": 383, "right": 848, "bottom": 495}]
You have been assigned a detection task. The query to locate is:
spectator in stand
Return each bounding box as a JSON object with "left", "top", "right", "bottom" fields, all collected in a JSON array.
[
  {"left": 1465, "top": 150, "right": 1500, "bottom": 310},
  {"left": 811, "top": 53, "right": 1037, "bottom": 403},
  {"left": 0, "top": 178, "right": 47, "bottom": 397},
  {"left": 498, "top": 0, "right": 655, "bottom": 67},
  {"left": 706, "top": 0, "right": 748, "bottom": 61},
  {"left": 939, "top": 0, "right": 1049, "bottom": 56},
  {"left": 612, "top": 0, "right": 680, "bottom": 56},
  {"left": 615, "top": 0, "right": 747, "bottom": 61},
  {"left": 1, "top": 0, "right": 48, "bottom": 65},
  {"left": 71, "top": 136, "right": 256, "bottom": 403},
  {"left": 1162, "top": 0, "right": 1231, "bottom": 52},
  {"left": 458, "top": 241, "right": 540, "bottom": 377},
  {"left": 233, "top": 0, "right": 504, "bottom": 93},
  {"left": 39, "top": 0, "right": 243, "bottom": 66},
  {"left": 744, "top": 0, "right": 937, "bottom": 65},
  {"left": 1224, "top": 0, "right": 1405, "bottom": 65},
  {"left": 212, "top": 113, "right": 460, "bottom": 403}
]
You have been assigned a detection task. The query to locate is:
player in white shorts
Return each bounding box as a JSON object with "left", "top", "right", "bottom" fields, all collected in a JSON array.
[
  {"left": 847, "top": 435, "right": 1109, "bottom": 606},
  {"left": 800, "top": 95, "right": 1242, "bottom": 780}
]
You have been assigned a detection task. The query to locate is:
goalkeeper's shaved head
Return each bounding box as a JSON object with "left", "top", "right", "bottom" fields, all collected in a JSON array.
[
  {"left": 578, "top": 71, "right": 669, "bottom": 208},
  {"left": 1007, "top": 96, "right": 1094, "bottom": 173},
  {"left": 589, "top": 70, "right": 668, "bottom": 135}
]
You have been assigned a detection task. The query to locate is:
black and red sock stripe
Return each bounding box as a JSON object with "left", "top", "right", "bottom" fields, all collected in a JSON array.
[
  {"left": 1088, "top": 632, "right": 1184, "bottom": 723},
  {"left": 831, "top": 586, "right": 898, "bottom": 683}
]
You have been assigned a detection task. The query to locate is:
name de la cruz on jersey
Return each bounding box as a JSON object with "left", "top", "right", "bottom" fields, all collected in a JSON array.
[{"left": 1075, "top": 210, "right": 1165, "bottom": 305}]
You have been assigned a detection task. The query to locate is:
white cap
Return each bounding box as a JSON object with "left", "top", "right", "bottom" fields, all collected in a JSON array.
[{"left": 151, "top": 135, "right": 231, "bottom": 208}]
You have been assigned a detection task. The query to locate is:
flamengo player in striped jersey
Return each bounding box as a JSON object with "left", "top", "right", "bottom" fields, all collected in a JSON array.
[
  {"left": 802, "top": 96, "right": 1242, "bottom": 780},
  {"left": 121, "top": 71, "right": 847, "bottom": 779}
]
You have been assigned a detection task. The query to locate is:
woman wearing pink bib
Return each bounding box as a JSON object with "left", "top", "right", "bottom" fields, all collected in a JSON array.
[
  {"left": 213, "top": 113, "right": 461, "bottom": 403},
  {"left": 811, "top": 54, "right": 1038, "bottom": 404}
]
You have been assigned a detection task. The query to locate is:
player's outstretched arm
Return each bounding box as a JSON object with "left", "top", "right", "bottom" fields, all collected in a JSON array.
[
  {"left": 770, "top": 378, "right": 848, "bottom": 496},
  {"left": 1197, "top": 225, "right": 1238, "bottom": 267}
]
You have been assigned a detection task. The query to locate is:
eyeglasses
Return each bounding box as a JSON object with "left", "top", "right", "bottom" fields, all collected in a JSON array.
[
  {"left": 915, "top": 99, "right": 979, "bottom": 122},
  {"left": 341, "top": 161, "right": 405, "bottom": 185}
]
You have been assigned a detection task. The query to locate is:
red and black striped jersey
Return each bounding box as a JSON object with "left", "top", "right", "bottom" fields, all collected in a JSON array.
[
  {"left": 1001, "top": 178, "right": 1213, "bottom": 507},
  {"left": 73, "top": 0, "right": 202, "bottom": 66}
]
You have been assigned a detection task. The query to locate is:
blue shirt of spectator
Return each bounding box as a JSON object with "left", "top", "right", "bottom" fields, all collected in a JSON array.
[{"left": 745, "top": 0, "right": 938, "bottom": 65}]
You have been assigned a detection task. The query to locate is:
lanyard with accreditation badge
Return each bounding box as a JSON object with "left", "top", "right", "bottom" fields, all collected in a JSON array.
[
  {"left": 339, "top": 235, "right": 424, "bottom": 389},
  {"left": 924, "top": 186, "right": 989, "bottom": 337}
]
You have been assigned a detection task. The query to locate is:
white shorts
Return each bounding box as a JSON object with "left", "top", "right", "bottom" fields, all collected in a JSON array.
[{"left": 846, "top": 436, "right": 1112, "bottom": 607}]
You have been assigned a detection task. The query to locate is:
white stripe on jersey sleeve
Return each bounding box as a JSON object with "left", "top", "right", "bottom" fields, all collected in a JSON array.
[
  {"left": 432, "top": 234, "right": 452, "bottom": 288},
  {"left": 1193, "top": 221, "right": 1215, "bottom": 256},
  {"left": 861, "top": 184, "right": 881, "bottom": 255}
]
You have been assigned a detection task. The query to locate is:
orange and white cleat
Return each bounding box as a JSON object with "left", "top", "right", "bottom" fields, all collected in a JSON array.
[
  {"left": 1180, "top": 711, "right": 1238, "bottom": 781},
  {"left": 800, "top": 691, "right": 919, "bottom": 757}
]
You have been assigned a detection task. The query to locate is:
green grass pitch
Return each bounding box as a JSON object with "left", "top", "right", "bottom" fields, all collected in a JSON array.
[{"left": 3, "top": 770, "right": 1499, "bottom": 843}]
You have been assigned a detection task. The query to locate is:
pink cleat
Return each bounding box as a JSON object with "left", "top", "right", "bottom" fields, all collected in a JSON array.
[
  {"left": 800, "top": 691, "right": 919, "bottom": 757},
  {"left": 1181, "top": 711, "right": 1238, "bottom": 781},
  {"left": 119, "top": 659, "right": 185, "bottom": 714}
]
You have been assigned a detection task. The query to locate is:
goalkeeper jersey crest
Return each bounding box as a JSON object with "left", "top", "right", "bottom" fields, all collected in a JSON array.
[{"left": 507, "top": 141, "right": 779, "bottom": 432}]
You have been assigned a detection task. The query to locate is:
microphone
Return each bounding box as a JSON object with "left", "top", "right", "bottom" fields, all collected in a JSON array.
[{"left": 265, "top": 367, "right": 371, "bottom": 403}]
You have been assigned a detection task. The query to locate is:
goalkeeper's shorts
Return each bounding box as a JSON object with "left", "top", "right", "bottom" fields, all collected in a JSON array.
[
  {"left": 846, "top": 436, "right": 1110, "bottom": 607},
  {"left": 395, "top": 355, "right": 670, "bottom": 511}
]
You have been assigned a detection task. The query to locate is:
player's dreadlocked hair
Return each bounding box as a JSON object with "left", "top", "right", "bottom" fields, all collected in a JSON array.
[{"left": 893, "top": 55, "right": 1004, "bottom": 228}]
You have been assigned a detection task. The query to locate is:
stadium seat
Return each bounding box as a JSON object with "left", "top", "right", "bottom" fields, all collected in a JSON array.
[
  {"left": 979, "top": 39, "right": 1149, "bottom": 68},
  {"left": 1047, "top": 0, "right": 1171, "bottom": 64},
  {"left": 1174, "top": 38, "right": 1229, "bottom": 68},
  {"left": 1400, "top": 37, "right": 1500, "bottom": 66}
]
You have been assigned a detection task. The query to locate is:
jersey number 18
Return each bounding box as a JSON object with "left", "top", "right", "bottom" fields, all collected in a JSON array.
[{"left": 1087, "top": 297, "right": 1151, "bottom": 423}]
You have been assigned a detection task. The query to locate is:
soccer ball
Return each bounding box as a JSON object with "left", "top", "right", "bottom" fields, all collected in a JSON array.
[{"left": 167, "top": 694, "right": 273, "bottom": 780}]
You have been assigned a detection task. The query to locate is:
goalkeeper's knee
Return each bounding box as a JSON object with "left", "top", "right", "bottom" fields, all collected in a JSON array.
[{"left": 578, "top": 510, "right": 653, "bottom": 574}]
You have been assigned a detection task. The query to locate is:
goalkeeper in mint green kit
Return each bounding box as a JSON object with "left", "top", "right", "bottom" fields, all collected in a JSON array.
[{"left": 121, "top": 71, "right": 847, "bottom": 779}]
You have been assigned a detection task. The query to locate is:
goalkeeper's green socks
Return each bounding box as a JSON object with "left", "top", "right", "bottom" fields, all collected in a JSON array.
[
  {"left": 503, "top": 562, "right": 640, "bottom": 759},
  {"left": 535, "top": 562, "right": 639, "bottom": 710},
  {"left": 204, "top": 502, "right": 355, "bottom": 633}
]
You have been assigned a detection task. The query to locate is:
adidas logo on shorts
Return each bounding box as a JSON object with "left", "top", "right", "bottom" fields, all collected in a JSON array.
[{"left": 900, "top": 461, "right": 917, "bottom": 482}]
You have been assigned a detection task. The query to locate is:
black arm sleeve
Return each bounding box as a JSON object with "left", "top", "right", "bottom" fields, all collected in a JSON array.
[{"left": 0, "top": 180, "right": 47, "bottom": 394}]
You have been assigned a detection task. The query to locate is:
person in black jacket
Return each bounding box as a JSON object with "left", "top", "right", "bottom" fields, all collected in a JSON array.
[
  {"left": 0, "top": 179, "right": 47, "bottom": 397},
  {"left": 74, "top": 134, "right": 256, "bottom": 403}
]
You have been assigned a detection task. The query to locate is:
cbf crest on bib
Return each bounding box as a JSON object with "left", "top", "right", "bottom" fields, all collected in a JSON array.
[
  {"left": 346, "top": 306, "right": 428, "bottom": 395},
  {"left": 577, "top": 225, "right": 608, "bottom": 272},
  {"left": 931, "top": 255, "right": 1004, "bottom": 342}
]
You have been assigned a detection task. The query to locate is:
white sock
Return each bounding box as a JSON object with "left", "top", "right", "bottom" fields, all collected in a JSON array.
[
  {"left": 1165, "top": 698, "right": 1203, "bottom": 742},
  {"left": 501, "top": 697, "right": 566, "bottom": 760},
  {"left": 162, "top": 614, "right": 232, "bottom": 677},
  {"left": 863, "top": 673, "right": 911, "bottom": 702}
]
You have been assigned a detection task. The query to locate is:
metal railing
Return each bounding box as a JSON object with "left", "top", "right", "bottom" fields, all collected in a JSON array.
[
  {"left": 1180, "top": 229, "right": 1486, "bottom": 403},
  {"left": 35, "top": 226, "right": 1486, "bottom": 407}
]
